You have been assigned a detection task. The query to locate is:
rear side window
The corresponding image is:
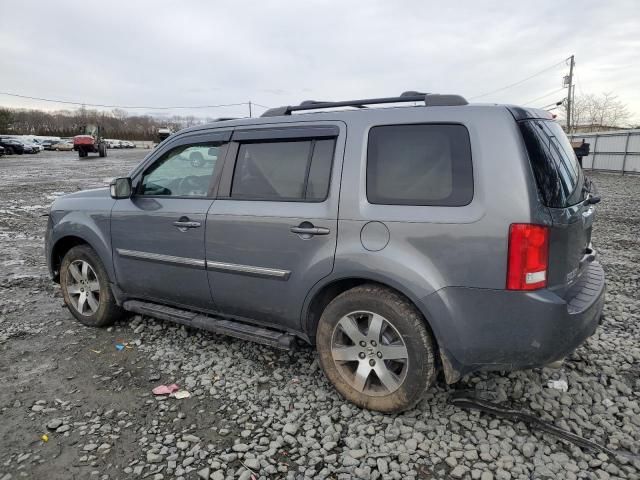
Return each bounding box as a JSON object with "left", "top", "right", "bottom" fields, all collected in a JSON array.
[
  {"left": 519, "top": 120, "right": 584, "bottom": 208},
  {"left": 367, "top": 124, "right": 473, "bottom": 206},
  {"left": 232, "top": 139, "right": 335, "bottom": 201}
]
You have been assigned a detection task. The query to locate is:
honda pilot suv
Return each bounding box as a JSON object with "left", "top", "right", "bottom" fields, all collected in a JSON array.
[{"left": 45, "top": 92, "right": 605, "bottom": 412}]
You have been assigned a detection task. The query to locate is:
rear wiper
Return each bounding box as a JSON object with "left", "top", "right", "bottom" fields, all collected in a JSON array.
[{"left": 584, "top": 193, "right": 601, "bottom": 205}]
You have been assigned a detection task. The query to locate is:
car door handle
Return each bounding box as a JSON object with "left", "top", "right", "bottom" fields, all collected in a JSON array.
[
  {"left": 173, "top": 220, "right": 201, "bottom": 230},
  {"left": 290, "top": 226, "right": 330, "bottom": 236}
]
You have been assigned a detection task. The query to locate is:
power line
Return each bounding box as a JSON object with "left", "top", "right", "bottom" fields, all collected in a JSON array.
[
  {"left": 0, "top": 91, "right": 253, "bottom": 110},
  {"left": 522, "top": 88, "right": 566, "bottom": 106},
  {"left": 468, "top": 58, "right": 568, "bottom": 100}
]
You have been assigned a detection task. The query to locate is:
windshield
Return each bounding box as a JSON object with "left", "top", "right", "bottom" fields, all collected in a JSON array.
[{"left": 519, "top": 119, "right": 585, "bottom": 208}]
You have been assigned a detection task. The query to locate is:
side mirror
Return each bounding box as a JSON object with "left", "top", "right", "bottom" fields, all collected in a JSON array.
[{"left": 110, "top": 177, "right": 132, "bottom": 199}]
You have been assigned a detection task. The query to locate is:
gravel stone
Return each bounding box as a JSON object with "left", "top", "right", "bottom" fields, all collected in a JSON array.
[
  {"left": 146, "top": 452, "right": 164, "bottom": 463},
  {"left": 46, "top": 418, "right": 64, "bottom": 430},
  {"left": 282, "top": 423, "right": 298, "bottom": 435}
]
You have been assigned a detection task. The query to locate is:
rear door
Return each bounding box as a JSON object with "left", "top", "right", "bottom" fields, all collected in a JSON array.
[
  {"left": 205, "top": 122, "right": 345, "bottom": 331},
  {"left": 519, "top": 119, "right": 592, "bottom": 294},
  {"left": 111, "top": 130, "right": 229, "bottom": 309}
]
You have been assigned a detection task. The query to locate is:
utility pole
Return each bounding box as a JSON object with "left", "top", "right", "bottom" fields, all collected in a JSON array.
[
  {"left": 248, "top": 101, "right": 252, "bottom": 118},
  {"left": 566, "top": 55, "right": 574, "bottom": 133}
]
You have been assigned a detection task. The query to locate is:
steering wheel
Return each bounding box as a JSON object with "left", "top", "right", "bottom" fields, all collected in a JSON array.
[{"left": 176, "top": 176, "right": 207, "bottom": 196}]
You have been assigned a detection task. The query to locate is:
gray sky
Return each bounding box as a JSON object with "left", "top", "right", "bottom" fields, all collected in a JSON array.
[{"left": 1, "top": 0, "right": 639, "bottom": 121}]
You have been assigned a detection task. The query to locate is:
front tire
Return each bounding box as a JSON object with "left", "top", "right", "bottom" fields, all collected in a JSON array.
[
  {"left": 60, "top": 245, "right": 122, "bottom": 327},
  {"left": 316, "top": 285, "right": 436, "bottom": 413}
]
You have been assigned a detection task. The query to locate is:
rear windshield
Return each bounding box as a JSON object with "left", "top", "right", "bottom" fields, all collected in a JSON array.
[{"left": 519, "top": 120, "right": 584, "bottom": 208}]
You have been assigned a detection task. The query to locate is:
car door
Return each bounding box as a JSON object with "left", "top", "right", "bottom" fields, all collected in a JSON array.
[
  {"left": 111, "top": 130, "right": 230, "bottom": 309},
  {"left": 206, "top": 123, "right": 346, "bottom": 331}
]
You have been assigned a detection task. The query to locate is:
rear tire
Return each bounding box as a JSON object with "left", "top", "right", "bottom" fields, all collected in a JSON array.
[
  {"left": 60, "top": 245, "right": 123, "bottom": 327},
  {"left": 316, "top": 284, "right": 436, "bottom": 413},
  {"left": 98, "top": 143, "right": 106, "bottom": 157}
]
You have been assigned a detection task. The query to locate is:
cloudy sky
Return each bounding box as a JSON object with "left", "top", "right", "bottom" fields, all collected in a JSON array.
[{"left": 1, "top": 0, "right": 639, "bottom": 122}]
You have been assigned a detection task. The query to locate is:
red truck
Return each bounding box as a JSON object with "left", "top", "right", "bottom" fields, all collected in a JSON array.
[{"left": 73, "top": 124, "right": 107, "bottom": 158}]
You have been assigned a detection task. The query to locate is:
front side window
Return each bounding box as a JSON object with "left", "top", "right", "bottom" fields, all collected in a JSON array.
[
  {"left": 367, "top": 124, "right": 473, "bottom": 206},
  {"left": 231, "top": 139, "right": 335, "bottom": 201},
  {"left": 140, "top": 143, "right": 222, "bottom": 197}
]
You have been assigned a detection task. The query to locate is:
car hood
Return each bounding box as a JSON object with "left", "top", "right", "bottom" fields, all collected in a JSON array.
[
  {"left": 50, "top": 187, "right": 114, "bottom": 213},
  {"left": 62, "top": 187, "right": 111, "bottom": 199}
]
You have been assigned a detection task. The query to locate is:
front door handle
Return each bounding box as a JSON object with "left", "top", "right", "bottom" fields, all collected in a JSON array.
[{"left": 173, "top": 217, "right": 201, "bottom": 231}]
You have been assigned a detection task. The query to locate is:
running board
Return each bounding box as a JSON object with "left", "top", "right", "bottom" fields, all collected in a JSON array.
[{"left": 123, "top": 300, "right": 296, "bottom": 350}]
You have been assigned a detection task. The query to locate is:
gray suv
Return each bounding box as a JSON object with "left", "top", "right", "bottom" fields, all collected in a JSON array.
[{"left": 45, "top": 92, "right": 605, "bottom": 413}]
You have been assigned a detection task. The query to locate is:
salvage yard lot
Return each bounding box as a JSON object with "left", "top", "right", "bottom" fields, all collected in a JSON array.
[{"left": 0, "top": 150, "right": 638, "bottom": 480}]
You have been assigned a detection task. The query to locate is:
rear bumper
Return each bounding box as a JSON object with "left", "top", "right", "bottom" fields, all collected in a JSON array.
[{"left": 424, "top": 261, "right": 605, "bottom": 380}]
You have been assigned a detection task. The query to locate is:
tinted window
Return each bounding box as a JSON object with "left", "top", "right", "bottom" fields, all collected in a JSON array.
[
  {"left": 306, "top": 139, "right": 335, "bottom": 201},
  {"left": 367, "top": 124, "right": 473, "bottom": 206},
  {"left": 140, "top": 143, "right": 222, "bottom": 197},
  {"left": 232, "top": 139, "right": 335, "bottom": 201},
  {"left": 519, "top": 120, "right": 584, "bottom": 208}
]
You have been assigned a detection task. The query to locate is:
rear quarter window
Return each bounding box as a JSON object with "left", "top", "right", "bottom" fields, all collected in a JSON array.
[
  {"left": 366, "top": 124, "right": 473, "bottom": 206},
  {"left": 519, "top": 120, "right": 585, "bottom": 208}
]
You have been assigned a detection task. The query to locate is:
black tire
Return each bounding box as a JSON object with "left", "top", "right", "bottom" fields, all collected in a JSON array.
[
  {"left": 60, "top": 245, "right": 123, "bottom": 327},
  {"left": 98, "top": 143, "right": 106, "bottom": 157},
  {"left": 316, "top": 284, "right": 436, "bottom": 413},
  {"left": 5, "top": 147, "right": 13, "bottom": 155}
]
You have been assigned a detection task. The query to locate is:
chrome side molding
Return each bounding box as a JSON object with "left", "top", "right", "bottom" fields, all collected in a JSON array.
[
  {"left": 116, "top": 249, "right": 205, "bottom": 268},
  {"left": 206, "top": 260, "right": 290, "bottom": 280}
]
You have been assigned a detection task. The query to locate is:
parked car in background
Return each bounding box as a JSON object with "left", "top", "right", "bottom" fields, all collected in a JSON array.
[
  {"left": 52, "top": 141, "right": 74, "bottom": 151},
  {"left": 0, "top": 138, "right": 25, "bottom": 155},
  {"left": 21, "top": 141, "right": 39, "bottom": 153},
  {"left": 30, "top": 142, "right": 44, "bottom": 153},
  {"left": 45, "top": 92, "right": 605, "bottom": 413},
  {"left": 106, "top": 139, "right": 121, "bottom": 149},
  {"left": 41, "top": 140, "right": 59, "bottom": 150}
]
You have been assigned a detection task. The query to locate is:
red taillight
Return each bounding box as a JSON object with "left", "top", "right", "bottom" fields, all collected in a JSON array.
[{"left": 506, "top": 224, "right": 549, "bottom": 291}]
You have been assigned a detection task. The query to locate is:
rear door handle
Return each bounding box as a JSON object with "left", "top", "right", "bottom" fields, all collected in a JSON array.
[
  {"left": 173, "top": 219, "right": 201, "bottom": 231},
  {"left": 290, "top": 226, "right": 330, "bottom": 236}
]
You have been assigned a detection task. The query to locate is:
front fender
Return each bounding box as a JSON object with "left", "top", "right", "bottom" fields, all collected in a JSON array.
[{"left": 49, "top": 208, "right": 114, "bottom": 282}]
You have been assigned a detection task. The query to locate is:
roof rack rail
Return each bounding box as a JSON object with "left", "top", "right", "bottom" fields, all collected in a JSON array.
[
  {"left": 261, "top": 92, "right": 468, "bottom": 117},
  {"left": 212, "top": 117, "right": 238, "bottom": 122}
]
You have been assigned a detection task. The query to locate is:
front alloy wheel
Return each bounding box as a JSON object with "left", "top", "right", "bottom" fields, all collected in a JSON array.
[
  {"left": 60, "top": 245, "right": 122, "bottom": 327},
  {"left": 65, "top": 260, "right": 100, "bottom": 315}
]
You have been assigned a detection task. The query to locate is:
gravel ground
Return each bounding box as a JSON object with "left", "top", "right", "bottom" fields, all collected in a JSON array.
[{"left": 0, "top": 150, "right": 638, "bottom": 480}]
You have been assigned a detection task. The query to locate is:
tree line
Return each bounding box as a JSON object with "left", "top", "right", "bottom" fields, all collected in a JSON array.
[
  {"left": 0, "top": 107, "right": 212, "bottom": 140},
  {"left": 561, "top": 92, "right": 635, "bottom": 133}
]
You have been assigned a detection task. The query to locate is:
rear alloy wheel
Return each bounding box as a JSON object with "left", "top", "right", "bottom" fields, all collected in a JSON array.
[
  {"left": 317, "top": 284, "right": 436, "bottom": 413},
  {"left": 60, "top": 245, "right": 122, "bottom": 327},
  {"left": 331, "top": 311, "right": 409, "bottom": 395}
]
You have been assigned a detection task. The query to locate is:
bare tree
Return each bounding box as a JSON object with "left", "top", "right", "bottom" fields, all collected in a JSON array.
[
  {"left": 563, "top": 92, "right": 631, "bottom": 133},
  {"left": 0, "top": 107, "right": 210, "bottom": 140}
]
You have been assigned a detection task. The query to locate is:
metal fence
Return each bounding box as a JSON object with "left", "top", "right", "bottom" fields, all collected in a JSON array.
[{"left": 568, "top": 129, "right": 640, "bottom": 174}]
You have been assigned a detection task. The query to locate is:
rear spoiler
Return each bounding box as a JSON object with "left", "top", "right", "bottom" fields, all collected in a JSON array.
[{"left": 506, "top": 106, "right": 555, "bottom": 122}]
